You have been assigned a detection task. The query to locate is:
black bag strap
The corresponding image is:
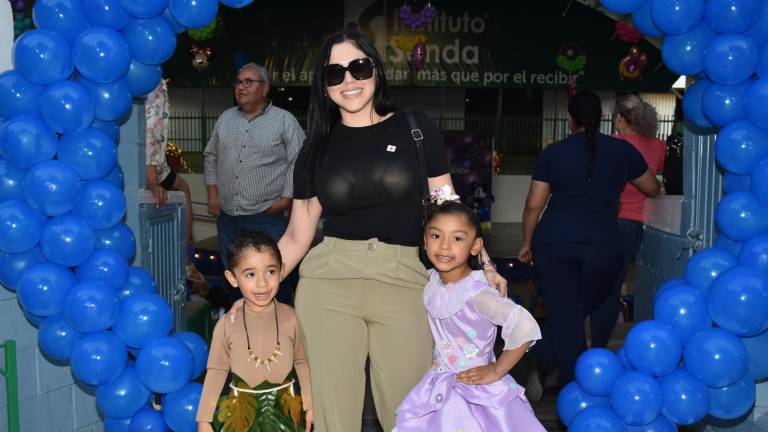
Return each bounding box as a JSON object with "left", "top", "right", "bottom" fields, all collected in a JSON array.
[{"left": 405, "top": 111, "right": 431, "bottom": 206}]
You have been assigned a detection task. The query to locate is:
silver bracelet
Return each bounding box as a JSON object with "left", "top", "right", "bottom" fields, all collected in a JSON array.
[{"left": 479, "top": 258, "right": 495, "bottom": 269}]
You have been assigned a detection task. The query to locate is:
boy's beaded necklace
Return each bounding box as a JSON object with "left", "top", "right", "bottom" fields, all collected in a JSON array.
[{"left": 242, "top": 300, "right": 283, "bottom": 374}]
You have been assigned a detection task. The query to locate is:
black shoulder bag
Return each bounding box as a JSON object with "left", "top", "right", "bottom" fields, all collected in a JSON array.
[{"left": 405, "top": 111, "right": 434, "bottom": 268}]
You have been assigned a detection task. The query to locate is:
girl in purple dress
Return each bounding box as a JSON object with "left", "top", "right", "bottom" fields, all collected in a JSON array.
[{"left": 396, "top": 202, "right": 545, "bottom": 431}]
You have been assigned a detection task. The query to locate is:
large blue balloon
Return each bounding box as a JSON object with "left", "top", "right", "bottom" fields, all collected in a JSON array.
[
  {"left": 136, "top": 336, "right": 193, "bottom": 394},
  {"left": 617, "top": 347, "right": 635, "bottom": 371},
  {"left": 73, "top": 27, "right": 131, "bottom": 84},
  {"left": 117, "top": 0, "right": 167, "bottom": 18},
  {"left": 654, "top": 285, "right": 711, "bottom": 343},
  {"left": 709, "top": 372, "right": 756, "bottom": 419},
  {"left": 724, "top": 172, "right": 752, "bottom": 194},
  {"left": 745, "top": 79, "right": 768, "bottom": 130},
  {"left": 76, "top": 248, "right": 129, "bottom": 290},
  {"left": 703, "top": 80, "right": 750, "bottom": 127},
  {"left": 662, "top": 23, "right": 716, "bottom": 76},
  {"left": 683, "top": 78, "right": 713, "bottom": 129},
  {"left": 654, "top": 277, "right": 686, "bottom": 301},
  {"left": 91, "top": 119, "right": 120, "bottom": 142},
  {"left": 24, "top": 160, "right": 82, "bottom": 217},
  {"left": 625, "top": 415, "right": 677, "bottom": 432},
  {"left": 752, "top": 157, "right": 768, "bottom": 206},
  {"left": 74, "top": 180, "right": 127, "bottom": 230},
  {"left": 96, "top": 366, "right": 151, "bottom": 419},
  {"left": 569, "top": 406, "right": 625, "bottom": 432},
  {"left": 12, "top": 29, "right": 74, "bottom": 86},
  {"left": 32, "top": 0, "right": 90, "bottom": 43},
  {"left": 58, "top": 128, "right": 118, "bottom": 180},
  {"left": 704, "top": 34, "right": 759, "bottom": 85},
  {"left": 117, "top": 267, "right": 156, "bottom": 300},
  {"left": 740, "top": 328, "right": 768, "bottom": 381},
  {"left": 709, "top": 266, "right": 768, "bottom": 336},
  {"left": 575, "top": 348, "right": 624, "bottom": 397},
  {"left": 609, "top": 371, "right": 663, "bottom": 426},
  {"left": 78, "top": 78, "right": 132, "bottom": 122},
  {"left": 0, "top": 247, "right": 45, "bottom": 291},
  {"left": 129, "top": 406, "right": 166, "bottom": 432},
  {"left": 163, "top": 382, "right": 202, "bottom": 432},
  {"left": 624, "top": 320, "right": 682, "bottom": 376},
  {"left": 122, "top": 17, "right": 177, "bottom": 65},
  {"left": 659, "top": 368, "right": 710, "bottom": 425},
  {"left": 95, "top": 223, "right": 136, "bottom": 262},
  {"left": 124, "top": 60, "right": 162, "bottom": 97},
  {"left": 113, "top": 293, "right": 172, "bottom": 348},
  {"left": 23, "top": 308, "right": 47, "bottom": 327},
  {"left": 16, "top": 262, "right": 76, "bottom": 317},
  {"left": 40, "top": 214, "right": 96, "bottom": 267},
  {"left": 64, "top": 280, "right": 119, "bottom": 333},
  {"left": 39, "top": 80, "right": 95, "bottom": 135},
  {"left": 759, "top": 34, "right": 768, "bottom": 78},
  {"left": 684, "top": 247, "right": 738, "bottom": 294},
  {"left": 71, "top": 330, "right": 127, "bottom": 386},
  {"left": 600, "top": 0, "right": 646, "bottom": 14},
  {"left": 83, "top": 0, "right": 130, "bottom": 29},
  {"left": 0, "top": 115, "right": 58, "bottom": 169},
  {"left": 0, "top": 159, "right": 28, "bottom": 201},
  {"left": 716, "top": 191, "right": 768, "bottom": 241},
  {"left": 162, "top": 7, "right": 185, "bottom": 33},
  {"left": 714, "top": 233, "right": 744, "bottom": 256},
  {"left": 556, "top": 381, "right": 610, "bottom": 426},
  {"left": 705, "top": 0, "right": 760, "bottom": 33},
  {"left": 0, "top": 199, "right": 48, "bottom": 253},
  {"left": 632, "top": 1, "right": 664, "bottom": 36},
  {"left": 168, "top": 0, "right": 217, "bottom": 28},
  {"left": 172, "top": 331, "right": 208, "bottom": 380},
  {"left": 747, "top": 0, "right": 768, "bottom": 45},
  {"left": 0, "top": 71, "right": 45, "bottom": 118},
  {"left": 38, "top": 314, "right": 83, "bottom": 360},
  {"left": 651, "top": 0, "right": 706, "bottom": 35},
  {"left": 104, "top": 417, "right": 131, "bottom": 432},
  {"left": 738, "top": 235, "right": 768, "bottom": 270},
  {"left": 684, "top": 327, "right": 748, "bottom": 388}
]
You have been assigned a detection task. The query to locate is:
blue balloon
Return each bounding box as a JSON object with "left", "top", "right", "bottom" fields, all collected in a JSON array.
[
  {"left": 102, "top": 164, "right": 124, "bottom": 190},
  {"left": 556, "top": 381, "right": 610, "bottom": 426},
  {"left": 0, "top": 247, "right": 45, "bottom": 291},
  {"left": 104, "top": 416, "right": 131, "bottom": 432},
  {"left": 654, "top": 285, "right": 711, "bottom": 343},
  {"left": 16, "top": 262, "right": 76, "bottom": 317},
  {"left": 168, "top": 0, "right": 217, "bottom": 28},
  {"left": 162, "top": 7, "right": 185, "bottom": 33},
  {"left": 76, "top": 248, "right": 129, "bottom": 290},
  {"left": 0, "top": 71, "right": 45, "bottom": 117},
  {"left": 74, "top": 180, "right": 127, "bottom": 230},
  {"left": 625, "top": 415, "right": 677, "bottom": 432},
  {"left": 95, "top": 223, "right": 136, "bottom": 262},
  {"left": 724, "top": 172, "right": 752, "bottom": 194},
  {"left": 96, "top": 366, "right": 151, "bottom": 419},
  {"left": 684, "top": 327, "right": 748, "bottom": 388},
  {"left": 129, "top": 406, "right": 166, "bottom": 432},
  {"left": 600, "top": 0, "right": 646, "bottom": 14},
  {"left": 113, "top": 293, "right": 172, "bottom": 348},
  {"left": 709, "top": 266, "right": 768, "bottom": 336},
  {"left": 71, "top": 330, "right": 127, "bottom": 386},
  {"left": 575, "top": 348, "right": 624, "bottom": 397},
  {"left": 746, "top": 79, "right": 768, "bottom": 131},
  {"left": 659, "top": 368, "right": 710, "bottom": 425},
  {"left": 705, "top": 0, "right": 760, "bottom": 33},
  {"left": 64, "top": 280, "right": 119, "bottom": 333},
  {"left": 32, "top": 0, "right": 90, "bottom": 43},
  {"left": 624, "top": 320, "right": 682, "bottom": 376},
  {"left": 91, "top": 119, "right": 120, "bottom": 142},
  {"left": 705, "top": 34, "right": 759, "bottom": 85},
  {"left": 78, "top": 78, "right": 132, "bottom": 122},
  {"left": 39, "top": 80, "right": 95, "bottom": 135},
  {"left": 24, "top": 160, "right": 82, "bottom": 216},
  {"left": 117, "top": 0, "right": 167, "bottom": 18},
  {"left": 38, "top": 314, "right": 83, "bottom": 360},
  {"left": 703, "top": 80, "right": 750, "bottom": 127},
  {"left": 40, "top": 214, "right": 96, "bottom": 267},
  {"left": 163, "top": 382, "right": 202, "bottom": 432},
  {"left": 683, "top": 78, "right": 713, "bottom": 129},
  {"left": 73, "top": 27, "right": 131, "bottom": 84},
  {"left": 709, "top": 372, "right": 756, "bottom": 419},
  {"left": 651, "top": 0, "right": 706, "bottom": 35},
  {"left": 0, "top": 159, "right": 28, "bottom": 201},
  {"left": 609, "top": 371, "right": 664, "bottom": 426},
  {"left": 716, "top": 191, "right": 768, "bottom": 241},
  {"left": 747, "top": 0, "right": 768, "bottom": 45},
  {"left": 117, "top": 267, "right": 155, "bottom": 300},
  {"left": 58, "top": 128, "right": 118, "bottom": 180},
  {"left": 0, "top": 115, "right": 58, "bottom": 169},
  {"left": 124, "top": 60, "right": 162, "bottom": 97},
  {"left": 633, "top": 1, "right": 664, "bottom": 36},
  {"left": 756, "top": 37, "right": 768, "bottom": 78},
  {"left": 172, "top": 332, "right": 208, "bottom": 379},
  {"left": 617, "top": 347, "right": 635, "bottom": 371},
  {"left": 136, "top": 336, "right": 193, "bottom": 394},
  {"left": 23, "top": 308, "right": 47, "bottom": 327},
  {"left": 684, "top": 247, "right": 738, "bottom": 294},
  {"left": 569, "top": 406, "right": 625, "bottom": 432},
  {"left": 83, "top": 0, "right": 130, "bottom": 29},
  {"left": 654, "top": 277, "right": 686, "bottom": 301},
  {"left": 122, "top": 17, "right": 177, "bottom": 65},
  {"left": 0, "top": 199, "right": 48, "bottom": 253},
  {"left": 662, "top": 23, "right": 716, "bottom": 76},
  {"left": 12, "top": 29, "right": 74, "bottom": 86},
  {"left": 752, "top": 157, "right": 768, "bottom": 205},
  {"left": 715, "top": 234, "right": 744, "bottom": 256},
  {"left": 740, "top": 328, "right": 768, "bottom": 381}
]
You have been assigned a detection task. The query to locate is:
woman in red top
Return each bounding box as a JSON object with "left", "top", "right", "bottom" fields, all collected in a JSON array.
[{"left": 590, "top": 94, "right": 666, "bottom": 348}]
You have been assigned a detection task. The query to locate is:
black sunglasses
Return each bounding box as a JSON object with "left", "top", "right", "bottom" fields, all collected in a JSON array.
[{"left": 324, "top": 58, "right": 374, "bottom": 87}]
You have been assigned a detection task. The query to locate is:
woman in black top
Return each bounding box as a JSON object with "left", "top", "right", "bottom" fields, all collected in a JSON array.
[{"left": 518, "top": 91, "right": 660, "bottom": 399}]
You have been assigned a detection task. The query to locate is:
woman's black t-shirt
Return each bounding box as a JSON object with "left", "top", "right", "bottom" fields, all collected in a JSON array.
[{"left": 293, "top": 111, "right": 449, "bottom": 246}]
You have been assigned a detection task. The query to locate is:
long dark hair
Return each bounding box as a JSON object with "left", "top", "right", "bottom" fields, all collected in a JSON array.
[
  {"left": 424, "top": 201, "right": 484, "bottom": 270},
  {"left": 302, "top": 31, "right": 396, "bottom": 188},
  {"left": 568, "top": 91, "right": 602, "bottom": 189}
]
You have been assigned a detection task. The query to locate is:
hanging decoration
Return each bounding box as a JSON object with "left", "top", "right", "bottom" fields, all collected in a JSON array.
[
  {"left": 411, "top": 41, "right": 427, "bottom": 71},
  {"left": 615, "top": 20, "right": 643, "bottom": 43},
  {"left": 399, "top": 2, "right": 438, "bottom": 31},
  {"left": 187, "top": 16, "right": 218, "bottom": 42},
  {"left": 556, "top": 43, "right": 587, "bottom": 74},
  {"left": 189, "top": 45, "right": 214, "bottom": 71},
  {"left": 618, "top": 46, "right": 648, "bottom": 80}
]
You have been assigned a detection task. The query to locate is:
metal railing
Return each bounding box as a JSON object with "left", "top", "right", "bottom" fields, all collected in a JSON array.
[{"left": 1, "top": 340, "right": 20, "bottom": 432}]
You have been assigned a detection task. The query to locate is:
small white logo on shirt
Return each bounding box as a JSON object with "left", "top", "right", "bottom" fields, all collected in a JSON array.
[{"left": 387, "top": 145, "right": 397, "bottom": 152}]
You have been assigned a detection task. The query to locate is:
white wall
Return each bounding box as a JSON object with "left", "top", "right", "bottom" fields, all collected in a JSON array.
[
  {"left": 180, "top": 173, "right": 217, "bottom": 242},
  {"left": 0, "top": 1, "right": 12, "bottom": 73},
  {"left": 491, "top": 175, "right": 531, "bottom": 223}
]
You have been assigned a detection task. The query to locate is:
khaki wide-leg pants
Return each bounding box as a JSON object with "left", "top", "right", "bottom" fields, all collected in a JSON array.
[{"left": 295, "top": 237, "right": 432, "bottom": 432}]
